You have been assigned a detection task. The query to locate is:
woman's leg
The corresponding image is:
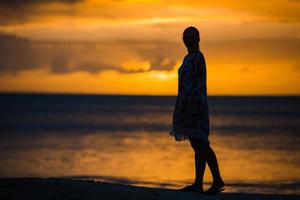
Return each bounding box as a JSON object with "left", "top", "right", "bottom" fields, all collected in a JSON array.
[
  {"left": 189, "top": 137, "right": 209, "bottom": 191},
  {"left": 207, "top": 146, "right": 224, "bottom": 186}
]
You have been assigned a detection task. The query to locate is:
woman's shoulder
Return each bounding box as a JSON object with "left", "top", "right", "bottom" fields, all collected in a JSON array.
[
  {"left": 189, "top": 52, "right": 205, "bottom": 65},
  {"left": 195, "top": 51, "right": 205, "bottom": 60}
]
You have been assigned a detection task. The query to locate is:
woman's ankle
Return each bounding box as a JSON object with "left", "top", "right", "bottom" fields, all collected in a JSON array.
[
  {"left": 192, "top": 182, "right": 203, "bottom": 191},
  {"left": 212, "top": 179, "right": 224, "bottom": 186}
]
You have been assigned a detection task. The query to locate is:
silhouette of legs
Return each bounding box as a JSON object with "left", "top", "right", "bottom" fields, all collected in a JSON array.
[
  {"left": 189, "top": 137, "right": 224, "bottom": 193},
  {"left": 207, "top": 145, "right": 224, "bottom": 186},
  {"left": 189, "top": 138, "right": 209, "bottom": 191}
]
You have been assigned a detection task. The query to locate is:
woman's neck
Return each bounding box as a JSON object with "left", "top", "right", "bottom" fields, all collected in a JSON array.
[
  {"left": 188, "top": 48, "right": 200, "bottom": 54},
  {"left": 187, "top": 43, "right": 200, "bottom": 54}
]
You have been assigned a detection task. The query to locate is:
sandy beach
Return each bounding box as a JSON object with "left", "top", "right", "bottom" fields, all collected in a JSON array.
[{"left": 0, "top": 178, "right": 299, "bottom": 200}]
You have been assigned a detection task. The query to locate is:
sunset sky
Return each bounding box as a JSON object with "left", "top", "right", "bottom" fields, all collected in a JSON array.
[{"left": 0, "top": 0, "right": 299, "bottom": 95}]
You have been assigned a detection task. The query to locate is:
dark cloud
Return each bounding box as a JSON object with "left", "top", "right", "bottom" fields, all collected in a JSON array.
[
  {"left": 0, "top": 0, "right": 84, "bottom": 25},
  {"left": 0, "top": 33, "right": 40, "bottom": 73},
  {"left": 0, "top": 0, "right": 83, "bottom": 7},
  {"left": 0, "top": 33, "right": 182, "bottom": 75},
  {"left": 1, "top": 32, "right": 299, "bottom": 76}
]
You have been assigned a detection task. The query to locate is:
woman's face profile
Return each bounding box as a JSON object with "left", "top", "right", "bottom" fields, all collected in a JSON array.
[{"left": 182, "top": 27, "right": 199, "bottom": 48}]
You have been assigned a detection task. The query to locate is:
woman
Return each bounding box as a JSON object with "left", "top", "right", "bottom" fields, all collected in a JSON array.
[{"left": 170, "top": 26, "right": 225, "bottom": 194}]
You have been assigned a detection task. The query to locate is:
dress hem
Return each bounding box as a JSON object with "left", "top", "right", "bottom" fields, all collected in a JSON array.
[{"left": 170, "top": 127, "right": 209, "bottom": 142}]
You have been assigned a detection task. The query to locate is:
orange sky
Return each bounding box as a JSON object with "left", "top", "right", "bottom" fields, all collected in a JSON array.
[{"left": 0, "top": 0, "right": 299, "bottom": 95}]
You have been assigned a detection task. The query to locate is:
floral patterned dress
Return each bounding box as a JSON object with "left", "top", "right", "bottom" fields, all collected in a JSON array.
[{"left": 170, "top": 51, "right": 210, "bottom": 142}]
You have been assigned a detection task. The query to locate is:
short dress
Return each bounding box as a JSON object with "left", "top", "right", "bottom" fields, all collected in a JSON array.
[{"left": 170, "top": 51, "right": 210, "bottom": 142}]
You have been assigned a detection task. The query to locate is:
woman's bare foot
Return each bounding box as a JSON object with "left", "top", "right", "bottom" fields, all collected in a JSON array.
[{"left": 204, "top": 180, "right": 225, "bottom": 195}]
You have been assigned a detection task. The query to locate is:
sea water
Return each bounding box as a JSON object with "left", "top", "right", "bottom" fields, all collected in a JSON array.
[{"left": 0, "top": 93, "right": 299, "bottom": 194}]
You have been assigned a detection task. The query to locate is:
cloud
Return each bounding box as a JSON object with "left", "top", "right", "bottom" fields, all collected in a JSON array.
[
  {"left": 0, "top": 0, "right": 299, "bottom": 27},
  {"left": 0, "top": 0, "right": 84, "bottom": 25},
  {"left": 0, "top": 0, "right": 83, "bottom": 7},
  {"left": 1, "top": 32, "right": 299, "bottom": 76},
  {"left": 0, "top": 33, "right": 40, "bottom": 73},
  {"left": 0, "top": 33, "right": 182, "bottom": 75}
]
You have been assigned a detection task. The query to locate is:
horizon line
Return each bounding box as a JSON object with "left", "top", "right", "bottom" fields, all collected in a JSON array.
[{"left": 0, "top": 91, "right": 299, "bottom": 97}]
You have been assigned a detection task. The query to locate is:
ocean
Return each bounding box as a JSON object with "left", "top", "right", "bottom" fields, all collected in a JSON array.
[{"left": 0, "top": 93, "right": 299, "bottom": 194}]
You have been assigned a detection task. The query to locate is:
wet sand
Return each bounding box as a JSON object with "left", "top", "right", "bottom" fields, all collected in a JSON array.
[{"left": 0, "top": 178, "right": 299, "bottom": 200}]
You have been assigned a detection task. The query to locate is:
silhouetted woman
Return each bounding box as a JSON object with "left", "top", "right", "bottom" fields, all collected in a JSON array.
[{"left": 170, "top": 26, "right": 225, "bottom": 194}]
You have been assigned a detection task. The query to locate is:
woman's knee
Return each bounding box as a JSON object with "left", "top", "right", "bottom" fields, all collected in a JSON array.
[{"left": 189, "top": 137, "right": 209, "bottom": 152}]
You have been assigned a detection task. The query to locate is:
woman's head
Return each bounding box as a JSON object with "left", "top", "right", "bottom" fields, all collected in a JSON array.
[{"left": 183, "top": 26, "right": 200, "bottom": 50}]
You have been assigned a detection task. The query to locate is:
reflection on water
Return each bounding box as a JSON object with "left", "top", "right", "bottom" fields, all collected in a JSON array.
[
  {"left": 0, "top": 131, "right": 299, "bottom": 194},
  {"left": 0, "top": 94, "right": 299, "bottom": 194}
]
